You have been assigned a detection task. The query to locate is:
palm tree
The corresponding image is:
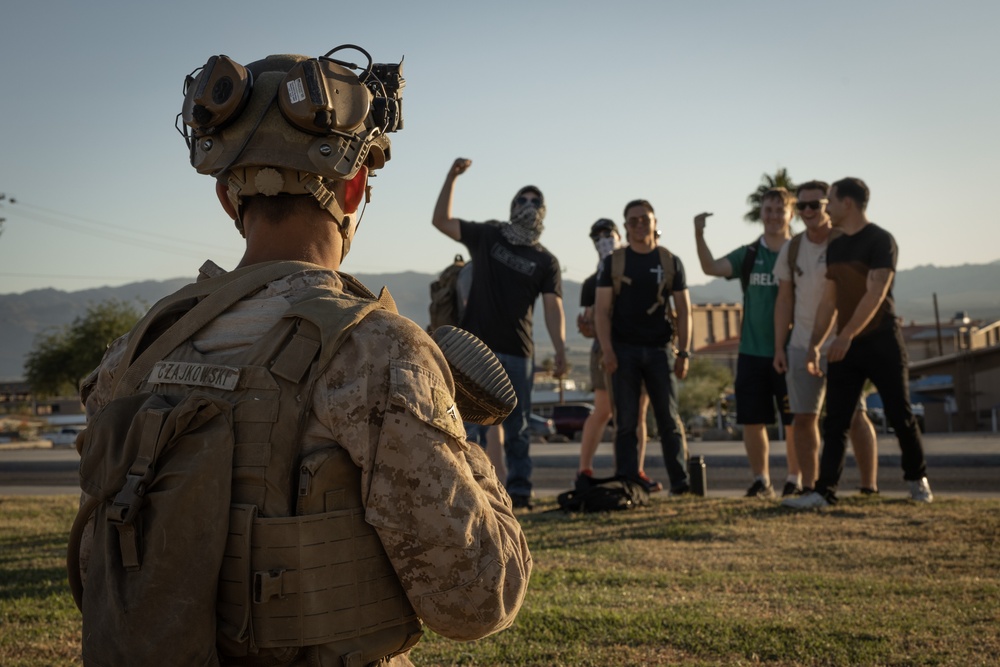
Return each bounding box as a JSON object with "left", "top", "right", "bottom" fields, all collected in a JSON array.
[{"left": 744, "top": 168, "right": 796, "bottom": 222}]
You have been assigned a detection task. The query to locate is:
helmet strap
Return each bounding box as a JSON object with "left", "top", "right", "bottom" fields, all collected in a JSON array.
[
  {"left": 304, "top": 175, "right": 353, "bottom": 260},
  {"left": 226, "top": 169, "right": 354, "bottom": 257}
]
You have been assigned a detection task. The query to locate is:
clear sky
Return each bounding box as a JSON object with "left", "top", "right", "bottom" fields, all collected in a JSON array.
[{"left": 1, "top": 0, "right": 998, "bottom": 296}]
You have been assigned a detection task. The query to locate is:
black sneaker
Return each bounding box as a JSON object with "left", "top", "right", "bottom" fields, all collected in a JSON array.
[
  {"left": 575, "top": 470, "right": 595, "bottom": 491},
  {"left": 859, "top": 487, "right": 879, "bottom": 496},
  {"left": 782, "top": 481, "right": 803, "bottom": 497},
  {"left": 745, "top": 479, "right": 775, "bottom": 498},
  {"left": 669, "top": 484, "right": 691, "bottom": 497},
  {"left": 510, "top": 493, "right": 534, "bottom": 510}
]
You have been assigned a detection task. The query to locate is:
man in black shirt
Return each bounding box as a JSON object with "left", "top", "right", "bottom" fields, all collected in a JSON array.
[
  {"left": 784, "top": 177, "right": 932, "bottom": 508},
  {"left": 433, "top": 157, "right": 567, "bottom": 509},
  {"left": 595, "top": 199, "right": 692, "bottom": 493},
  {"left": 577, "top": 219, "right": 657, "bottom": 490}
]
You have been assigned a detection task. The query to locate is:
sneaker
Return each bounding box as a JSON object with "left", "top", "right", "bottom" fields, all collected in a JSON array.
[
  {"left": 781, "top": 481, "right": 803, "bottom": 497},
  {"left": 575, "top": 469, "right": 595, "bottom": 491},
  {"left": 745, "top": 479, "right": 775, "bottom": 498},
  {"left": 669, "top": 484, "right": 691, "bottom": 497},
  {"left": 782, "top": 490, "right": 829, "bottom": 509},
  {"left": 908, "top": 477, "right": 933, "bottom": 503},
  {"left": 510, "top": 494, "right": 534, "bottom": 510},
  {"left": 859, "top": 487, "right": 880, "bottom": 496},
  {"left": 638, "top": 471, "right": 663, "bottom": 493}
]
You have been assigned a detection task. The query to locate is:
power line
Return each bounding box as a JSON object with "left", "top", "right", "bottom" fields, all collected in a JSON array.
[
  {"left": 0, "top": 271, "right": 190, "bottom": 281},
  {"left": 0, "top": 193, "right": 9, "bottom": 238},
  {"left": 3, "top": 197, "right": 239, "bottom": 259}
]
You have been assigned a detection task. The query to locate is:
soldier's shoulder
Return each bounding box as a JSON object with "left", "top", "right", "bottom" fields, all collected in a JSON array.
[{"left": 352, "top": 308, "right": 444, "bottom": 363}]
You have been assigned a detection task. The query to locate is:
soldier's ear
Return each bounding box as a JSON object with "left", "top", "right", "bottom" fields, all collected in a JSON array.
[
  {"left": 216, "top": 181, "right": 238, "bottom": 220},
  {"left": 342, "top": 167, "right": 369, "bottom": 215}
]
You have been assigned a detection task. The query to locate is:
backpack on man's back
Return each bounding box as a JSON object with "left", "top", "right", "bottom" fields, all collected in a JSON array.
[
  {"left": 608, "top": 246, "right": 679, "bottom": 335},
  {"left": 428, "top": 254, "right": 467, "bottom": 332}
]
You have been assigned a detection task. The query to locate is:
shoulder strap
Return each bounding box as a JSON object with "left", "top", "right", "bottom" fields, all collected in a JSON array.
[
  {"left": 739, "top": 240, "right": 759, "bottom": 292},
  {"left": 112, "top": 261, "right": 328, "bottom": 399},
  {"left": 282, "top": 290, "right": 388, "bottom": 375},
  {"left": 610, "top": 248, "right": 629, "bottom": 295},
  {"left": 648, "top": 246, "right": 676, "bottom": 316},
  {"left": 787, "top": 233, "right": 804, "bottom": 287},
  {"left": 338, "top": 271, "right": 398, "bottom": 313}
]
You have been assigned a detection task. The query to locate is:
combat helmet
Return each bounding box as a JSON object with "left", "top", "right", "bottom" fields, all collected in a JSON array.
[{"left": 177, "top": 45, "right": 404, "bottom": 248}]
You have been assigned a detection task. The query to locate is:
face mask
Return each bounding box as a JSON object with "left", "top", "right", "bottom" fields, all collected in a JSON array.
[
  {"left": 595, "top": 236, "right": 618, "bottom": 262},
  {"left": 511, "top": 201, "right": 545, "bottom": 231}
]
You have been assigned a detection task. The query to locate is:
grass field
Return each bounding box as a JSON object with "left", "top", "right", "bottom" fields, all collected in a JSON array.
[{"left": 2, "top": 494, "right": 998, "bottom": 666}]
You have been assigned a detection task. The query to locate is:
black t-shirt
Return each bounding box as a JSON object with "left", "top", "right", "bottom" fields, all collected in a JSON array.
[
  {"left": 581, "top": 273, "right": 599, "bottom": 353},
  {"left": 596, "top": 246, "right": 687, "bottom": 347},
  {"left": 459, "top": 221, "right": 562, "bottom": 357},
  {"left": 826, "top": 223, "right": 897, "bottom": 338},
  {"left": 580, "top": 273, "right": 597, "bottom": 308}
]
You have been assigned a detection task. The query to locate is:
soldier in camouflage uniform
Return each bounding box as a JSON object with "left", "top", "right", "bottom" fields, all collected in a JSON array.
[{"left": 77, "top": 47, "right": 531, "bottom": 666}]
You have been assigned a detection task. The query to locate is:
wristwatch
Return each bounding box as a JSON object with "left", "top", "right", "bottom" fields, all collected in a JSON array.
[{"left": 676, "top": 350, "right": 691, "bottom": 359}]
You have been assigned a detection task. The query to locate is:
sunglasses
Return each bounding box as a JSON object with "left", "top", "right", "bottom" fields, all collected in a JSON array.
[
  {"left": 795, "top": 199, "right": 828, "bottom": 211},
  {"left": 515, "top": 195, "right": 541, "bottom": 206}
]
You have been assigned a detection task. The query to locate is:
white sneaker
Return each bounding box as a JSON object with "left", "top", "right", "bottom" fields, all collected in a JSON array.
[
  {"left": 781, "top": 490, "right": 829, "bottom": 509},
  {"left": 909, "top": 477, "right": 934, "bottom": 503}
]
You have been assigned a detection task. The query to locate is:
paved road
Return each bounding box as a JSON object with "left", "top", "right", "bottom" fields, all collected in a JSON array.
[
  {"left": 531, "top": 432, "right": 1000, "bottom": 499},
  {"left": 3, "top": 433, "right": 998, "bottom": 499}
]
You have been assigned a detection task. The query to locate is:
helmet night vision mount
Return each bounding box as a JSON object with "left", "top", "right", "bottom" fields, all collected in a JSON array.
[{"left": 177, "top": 45, "right": 404, "bottom": 235}]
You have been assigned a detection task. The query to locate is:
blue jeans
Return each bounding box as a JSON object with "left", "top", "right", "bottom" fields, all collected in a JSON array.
[
  {"left": 496, "top": 353, "right": 534, "bottom": 497},
  {"left": 610, "top": 343, "right": 689, "bottom": 491},
  {"left": 465, "top": 423, "right": 488, "bottom": 448}
]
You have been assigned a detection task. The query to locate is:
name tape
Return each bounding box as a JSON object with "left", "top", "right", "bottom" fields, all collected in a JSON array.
[{"left": 150, "top": 361, "right": 241, "bottom": 391}]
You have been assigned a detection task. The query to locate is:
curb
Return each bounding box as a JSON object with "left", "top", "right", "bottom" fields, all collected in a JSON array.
[{"left": 0, "top": 440, "right": 55, "bottom": 451}]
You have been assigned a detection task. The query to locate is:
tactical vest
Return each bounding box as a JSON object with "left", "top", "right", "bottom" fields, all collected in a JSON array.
[{"left": 70, "top": 261, "right": 421, "bottom": 667}]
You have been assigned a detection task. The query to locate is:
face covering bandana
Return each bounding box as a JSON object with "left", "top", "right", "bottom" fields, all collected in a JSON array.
[
  {"left": 595, "top": 236, "right": 618, "bottom": 265},
  {"left": 500, "top": 201, "right": 546, "bottom": 246}
]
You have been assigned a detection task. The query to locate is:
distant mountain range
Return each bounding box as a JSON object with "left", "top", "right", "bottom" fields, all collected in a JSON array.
[{"left": 2, "top": 262, "right": 998, "bottom": 380}]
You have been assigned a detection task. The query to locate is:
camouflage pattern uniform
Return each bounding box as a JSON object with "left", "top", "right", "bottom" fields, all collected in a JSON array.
[{"left": 81, "top": 262, "right": 532, "bottom": 665}]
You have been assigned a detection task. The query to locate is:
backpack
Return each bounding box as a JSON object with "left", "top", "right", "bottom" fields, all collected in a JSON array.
[
  {"left": 427, "top": 254, "right": 466, "bottom": 333},
  {"left": 786, "top": 233, "right": 805, "bottom": 288},
  {"left": 610, "top": 246, "right": 677, "bottom": 319},
  {"left": 67, "top": 261, "right": 421, "bottom": 667},
  {"left": 739, "top": 239, "right": 760, "bottom": 292},
  {"left": 557, "top": 475, "right": 650, "bottom": 513},
  {"left": 784, "top": 228, "right": 841, "bottom": 290}
]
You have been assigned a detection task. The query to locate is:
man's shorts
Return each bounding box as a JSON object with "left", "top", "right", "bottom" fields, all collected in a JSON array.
[
  {"left": 786, "top": 346, "right": 827, "bottom": 414},
  {"left": 735, "top": 353, "right": 793, "bottom": 426},
  {"left": 786, "top": 347, "right": 866, "bottom": 415},
  {"left": 589, "top": 345, "right": 607, "bottom": 392}
]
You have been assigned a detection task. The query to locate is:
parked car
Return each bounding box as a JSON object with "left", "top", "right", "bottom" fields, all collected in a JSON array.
[
  {"left": 867, "top": 403, "right": 925, "bottom": 433},
  {"left": 549, "top": 403, "right": 594, "bottom": 440},
  {"left": 40, "top": 426, "right": 85, "bottom": 447},
  {"left": 528, "top": 413, "right": 556, "bottom": 442}
]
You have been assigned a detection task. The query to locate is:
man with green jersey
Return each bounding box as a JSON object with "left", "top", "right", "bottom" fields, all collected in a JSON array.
[{"left": 694, "top": 188, "right": 798, "bottom": 498}]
